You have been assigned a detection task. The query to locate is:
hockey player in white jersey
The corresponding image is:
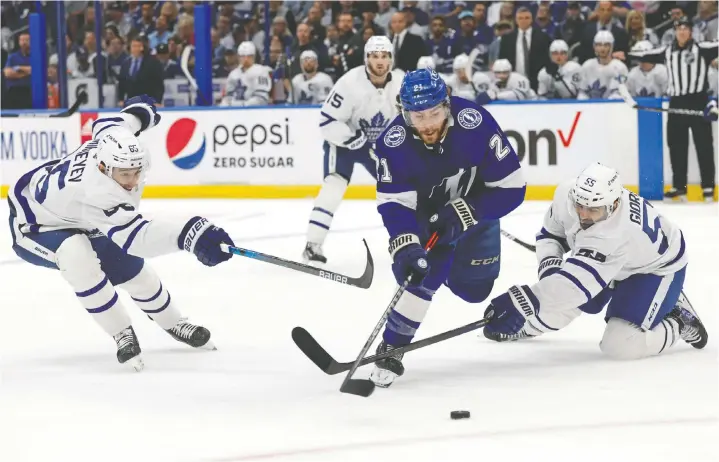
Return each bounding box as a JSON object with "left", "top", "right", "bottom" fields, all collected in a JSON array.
[
  {"left": 444, "top": 53, "right": 485, "bottom": 102},
  {"left": 220, "top": 41, "right": 272, "bottom": 107},
  {"left": 537, "top": 40, "right": 582, "bottom": 99},
  {"left": 625, "top": 41, "right": 669, "bottom": 97},
  {"left": 302, "top": 36, "right": 404, "bottom": 263},
  {"left": 474, "top": 59, "right": 537, "bottom": 104},
  {"left": 483, "top": 163, "right": 708, "bottom": 358},
  {"left": 577, "top": 31, "right": 628, "bottom": 100},
  {"left": 7, "top": 96, "right": 236, "bottom": 371},
  {"left": 417, "top": 56, "right": 435, "bottom": 70},
  {"left": 291, "top": 50, "right": 334, "bottom": 104}
]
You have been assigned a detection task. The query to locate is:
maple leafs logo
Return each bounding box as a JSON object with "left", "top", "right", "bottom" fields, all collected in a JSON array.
[
  {"left": 588, "top": 80, "right": 607, "bottom": 98},
  {"left": 638, "top": 87, "right": 653, "bottom": 97},
  {"left": 359, "top": 112, "right": 389, "bottom": 142}
]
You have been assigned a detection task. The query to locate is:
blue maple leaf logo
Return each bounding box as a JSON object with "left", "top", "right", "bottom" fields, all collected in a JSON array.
[
  {"left": 360, "top": 112, "right": 389, "bottom": 142},
  {"left": 638, "top": 88, "right": 653, "bottom": 97},
  {"left": 588, "top": 80, "right": 607, "bottom": 98}
]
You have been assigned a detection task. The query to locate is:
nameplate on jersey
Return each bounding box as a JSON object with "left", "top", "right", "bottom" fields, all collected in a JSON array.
[
  {"left": 103, "top": 203, "right": 136, "bottom": 217},
  {"left": 576, "top": 248, "right": 606, "bottom": 263}
]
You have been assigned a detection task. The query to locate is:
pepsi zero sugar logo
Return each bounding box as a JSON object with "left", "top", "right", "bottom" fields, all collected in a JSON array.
[
  {"left": 212, "top": 117, "right": 294, "bottom": 168},
  {"left": 167, "top": 118, "right": 205, "bottom": 170}
]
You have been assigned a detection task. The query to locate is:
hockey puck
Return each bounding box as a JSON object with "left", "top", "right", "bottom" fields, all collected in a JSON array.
[{"left": 450, "top": 410, "right": 470, "bottom": 420}]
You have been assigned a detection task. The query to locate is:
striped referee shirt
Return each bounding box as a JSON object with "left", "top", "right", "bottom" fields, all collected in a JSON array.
[{"left": 629, "top": 40, "right": 718, "bottom": 97}]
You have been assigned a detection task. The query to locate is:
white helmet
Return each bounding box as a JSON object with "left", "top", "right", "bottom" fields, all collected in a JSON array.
[
  {"left": 417, "top": 56, "right": 435, "bottom": 70},
  {"left": 594, "top": 30, "right": 615, "bottom": 46},
  {"left": 569, "top": 163, "right": 622, "bottom": 227},
  {"left": 237, "top": 41, "right": 256, "bottom": 57},
  {"left": 631, "top": 40, "right": 654, "bottom": 53},
  {"left": 549, "top": 39, "right": 569, "bottom": 54},
  {"left": 453, "top": 53, "right": 469, "bottom": 71},
  {"left": 300, "top": 49, "right": 318, "bottom": 61},
  {"left": 364, "top": 35, "right": 393, "bottom": 67},
  {"left": 95, "top": 126, "right": 148, "bottom": 181},
  {"left": 492, "top": 59, "right": 512, "bottom": 73}
]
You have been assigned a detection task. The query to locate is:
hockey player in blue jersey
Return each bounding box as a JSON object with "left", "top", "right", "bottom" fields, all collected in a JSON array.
[{"left": 370, "top": 69, "right": 526, "bottom": 387}]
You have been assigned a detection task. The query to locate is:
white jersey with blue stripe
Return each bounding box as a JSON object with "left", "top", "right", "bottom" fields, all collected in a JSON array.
[
  {"left": 7, "top": 113, "right": 186, "bottom": 259},
  {"left": 531, "top": 180, "right": 687, "bottom": 314}
]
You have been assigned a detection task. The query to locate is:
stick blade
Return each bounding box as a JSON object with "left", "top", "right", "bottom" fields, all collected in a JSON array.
[
  {"left": 340, "top": 379, "right": 375, "bottom": 397},
  {"left": 292, "top": 327, "right": 338, "bottom": 374},
  {"left": 354, "top": 239, "right": 374, "bottom": 289}
]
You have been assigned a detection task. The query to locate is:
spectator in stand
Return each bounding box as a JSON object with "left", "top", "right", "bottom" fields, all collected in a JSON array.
[
  {"left": 487, "top": 21, "right": 513, "bottom": 66},
  {"left": 290, "top": 23, "right": 332, "bottom": 80},
  {"left": 332, "top": 12, "right": 357, "bottom": 78},
  {"left": 499, "top": 7, "right": 550, "bottom": 91},
  {"left": 325, "top": 24, "right": 340, "bottom": 57},
  {"left": 695, "top": 0, "right": 718, "bottom": 41},
  {"left": 214, "top": 47, "right": 237, "bottom": 79},
  {"left": 155, "top": 43, "right": 182, "bottom": 79},
  {"left": 70, "top": 46, "right": 95, "bottom": 79},
  {"left": 168, "top": 35, "right": 182, "bottom": 61},
  {"left": 105, "top": 24, "right": 121, "bottom": 45},
  {"left": 426, "top": 15, "right": 456, "bottom": 75},
  {"left": 160, "top": 1, "right": 179, "bottom": 33},
  {"left": 535, "top": 3, "right": 557, "bottom": 38},
  {"left": 305, "top": 5, "right": 326, "bottom": 44},
  {"left": 626, "top": 10, "right": 659, "bottom": 49},
  {"left": 402, "top": 6, "right": 427, "bottom": 39},
  {"left": 390, "top": 11, "right": 424, "bottom": 72},
  {"left": 661, "top": 5, "right": 703, "bottom": 46},
  {"left": 242, "top": 14, "right": 265, "bottom": 56},
  {"left": 209, "top": 28, "right": 225, "bottom": 62},
  {"left": 105, "top": 2, "right": 133, "bottom": 38},
  {"left": 267, "top": 35, "right": 291, "bottom": 104},
  {"left": 375, "top": 1, "right": 397, "bottom": 32},
  {"left": 453, "top": 12, "right": 482, "bottom": 68},
  {"left": 117, "top": 36, "right": 164, "bottom": 105},
  {"left": 176, "top": 15, "right": 195, "bottom": 46},
  {"left": 430, "top": 1, "right": 465, "bottom": 30},
  {"left": 217, "top": 14, "right": 234, "bottom": 50},
  {"left": 487, "top": 1, "right": 515, "bottom": 27},
  {"left": 84, "top": 5, "right": 96, "bottom": 31},
  {"left": 2, "top": 31, "right": 32, "bottom": 109},
  {"left": 360, "top": 3, "right": 385, "bottom": 36},
  {"left": 47, "top": 59, "right": 59, "bottom": 109},
  {"left": 556, "top": 1, "right": 585, "bottom": 46},
  {"left": 474, "top": 3, "right": 494, "bottom": 46},
  {"left": 403, "top": 1, "right": 430, "bottom": 28},
  {"left": 148, "top": 15, "right": 171, "bottom": 50},
  {"left": 107, "top": 36, "right": 128, "bottom": 83},
  {"left": 179, "top": 1, "right": 196, "bottom": 20},
  {"left": 272, "top": 16, "right": 294, "bottom": 50},
  {"left": 134, "top": 1, "right": 156, "bottom": 37},
  {"left": 336, "top": 1, "right": 362, "bottom": 30},
  {"left": 269, "top": 1, "right": 297, "bottom": 36},
  {"left": 576, "top": 1, "right": 629, "bottom": 63}
]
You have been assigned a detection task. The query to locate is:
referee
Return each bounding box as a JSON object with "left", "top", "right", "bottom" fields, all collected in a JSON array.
[{"left": 630, "top": 17, "right": 719, "bottom": 202}]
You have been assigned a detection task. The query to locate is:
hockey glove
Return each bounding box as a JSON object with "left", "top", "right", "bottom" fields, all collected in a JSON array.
[
  {"left": 178, "top": 217, "right": 234, "bottom": 267},
  {"left": 704, "top": 100, "right": 718, "bottom": 122},
  {"left": 389, "top": 234, "right": 430, "bottom": 287},
  {"left": 544, "top": 61, "right": 562, "bottom": 80},
  {"left": 343, "top": 128, "right": 368, "bottom": 150},
  {"left": 485, "top": 285, "right": 538, "bottom": 335},
  {"left": 537, "top": 256, "right": 563, "bottom": 280},
  {"left": 428, "top": 198, "right": 478, "bottom": 245},
  {"left": 122, "top": 95, "right": 161, "bottom": 134}
]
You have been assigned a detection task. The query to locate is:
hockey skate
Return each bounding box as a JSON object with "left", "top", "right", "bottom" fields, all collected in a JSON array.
[
  {"left": 664, "top": 187, "right": 687, "bottom": 202},
  {"left": 166, "top": 318, "right": 216, "bottom": 350},
  {"left": 114, "top": 326, "right": 144, "bottom": 372},
  {"left": 483, "top": 325, "right": 535, "bottom": 342},
  {"left": 369, "top": 341, "right": 405, "bottom": 388},
  {"left": 702, "top": 187, "right": 715, "bottom": 203},
  {"left": 302, "top": 242, "right": 327, "bottom": 264},
  {"left": 666, "top": 293, "right": 708, "bottom": 349}
]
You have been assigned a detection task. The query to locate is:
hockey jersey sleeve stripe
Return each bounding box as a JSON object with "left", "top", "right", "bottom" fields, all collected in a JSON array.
[
  {"left": 86, "top": 292, "right": 118, "bottom": 314},
  {"left": 536, "top": 227, "right": 570, "bottom": 252},
  {"left": 122, "top": 220, "right": 150, "bottom": 252},
  {"left": 106, "top": 214, "right": 143, "bottom": 240},
  {"left": 319, "top": 111, "right": 337, "bottom": 127},
  {"left": 661, "top": 231, "right": 686, "bottom": 268},
  {"left": 92, "top": 117, "right": 123, "bottom": 131},
  {"left": 75, "top": 276, "right": 109, "bottom": 297},
  {"left": 483, "top": 168, "right": 526, "bottom": 188},
  {"left": 565, "top": 258, "right": 607, "bottom": 288},
  {"left": 377, "top": 191, "right": 418, "bottom": 210},
  {"left": 557, "top": 270, "right": 592, "bottom": 302}
]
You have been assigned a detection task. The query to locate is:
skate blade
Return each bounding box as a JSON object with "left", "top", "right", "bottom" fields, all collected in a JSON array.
[
  {"left": 125, "top": 355, "right": 144, "bottom": 372},
  {"left": 199, "top": 339, "right": 217, "bottom": 351}
]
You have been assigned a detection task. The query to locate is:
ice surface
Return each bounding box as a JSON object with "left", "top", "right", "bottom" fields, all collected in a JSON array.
[{"left": 1, "top": 199, "right": 717, "bottom": 462}]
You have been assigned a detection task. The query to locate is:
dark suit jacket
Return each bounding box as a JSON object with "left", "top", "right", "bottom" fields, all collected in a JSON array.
[
  {"left": 576, "top": 23, "right": 629, "bottom": 64},
  {"left": 118, "top": 55, "right": 164, "bottom": 103},
  {"left": 394, "top": 32, "right": 425, "bottom": 72},
  {"left": 499, "top": 28, "right": 551, "bottom": 91}
]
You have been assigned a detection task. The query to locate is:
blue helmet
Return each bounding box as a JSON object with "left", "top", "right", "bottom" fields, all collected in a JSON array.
[{"left": 399, "top": 69, "right": 449, "bottom": 113}]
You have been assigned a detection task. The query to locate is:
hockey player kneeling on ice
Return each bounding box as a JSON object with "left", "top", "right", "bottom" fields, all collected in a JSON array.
[
  {"left": 370, "top": 69, "right": 526, "bottom": 388},
  {"left": 483, "top": 163, "right": 708, "bottom": 358},
  {"left": 302, "top": 36, "right": 404, "bottom": 264},
  {"left": 7, "top": 95, "right": 235, "bottom": 371}
]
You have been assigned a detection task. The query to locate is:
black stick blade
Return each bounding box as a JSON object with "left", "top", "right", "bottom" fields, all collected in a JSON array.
[
  {"left": 340, "top": 379, "right": 375, "bottom": 397},
  {"left": 353, "top": 239, "right": 374, "bottom": 289},
  {"left": 292, "top": 327, "right": 338, "bottom": 373}
]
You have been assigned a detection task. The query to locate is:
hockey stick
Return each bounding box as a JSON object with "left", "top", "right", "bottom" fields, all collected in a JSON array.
[
  {"left": 292, "top": 314, "right": 493, "bottom": 376},
  {"left": 500, "top": 228, "right": 536, "bottom": 252},
  {"left": 618, "top": 84, "right": 712, "bottom": 117},
  {"left": 337, "top": 232, "right": 439, "bottom": 397},
  {"left": 1, "top": 89, "right": 87, "bottom": 118},
  {"left": 220, "top": 239, "right": 374, "bottom": 289}
]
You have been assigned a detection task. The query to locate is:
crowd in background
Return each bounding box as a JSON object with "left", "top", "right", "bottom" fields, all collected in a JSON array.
[{"left": 1, "top": 0, "right": 717, "bottom": 109}]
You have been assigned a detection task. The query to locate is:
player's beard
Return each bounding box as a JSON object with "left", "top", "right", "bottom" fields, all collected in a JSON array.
[
  {"left": 368, "top": 62, "right": 390, "bottom": 78},
  {"left": 418, "top": 120, "right": 448, "bottom": 146}
]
